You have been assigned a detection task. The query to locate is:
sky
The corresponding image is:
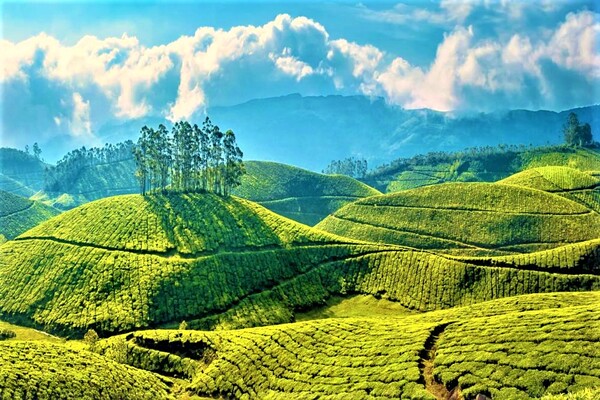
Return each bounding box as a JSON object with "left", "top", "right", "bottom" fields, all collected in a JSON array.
[{"left": 0, "top": 0, "right": 599, "bottom": 159}]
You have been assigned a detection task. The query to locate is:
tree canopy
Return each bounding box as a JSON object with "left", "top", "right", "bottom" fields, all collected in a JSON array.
[
  {"left": 563, "top": 112, "right": 593, "bottom": 147},
  {"left": 133, "top": 117, "right": 244, "bottom": 196}
]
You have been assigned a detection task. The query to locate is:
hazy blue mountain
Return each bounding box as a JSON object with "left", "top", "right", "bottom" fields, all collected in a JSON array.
[{"left": 208, "top": 94, "right": 599, "bottom": 171}]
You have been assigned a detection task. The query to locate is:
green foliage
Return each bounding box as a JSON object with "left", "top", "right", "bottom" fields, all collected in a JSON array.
[
  {"left": 0, "top": 190, "right": 60, "bottom": 239},
  {"left": 0, "top": 328, "right": 16, "bottom": 340},
  {"left": 0, "top": 341, "right": 173, "bottom": 399},
  {"left": 563, "top": 112, "right": 593, "bottom": 147},
  {"left": 234, "top": 161, "right": 380, "bottom": 225},
  {"left": 134, "top": 118, "right": 244, "bottom": 196},
  {"left": 0, "top": 192, "right": 598, "bottom": 336},
  {"left": 434, "top": 304, "right": 600, "bottom": 399},
  {"left": 83, "top": 329, "right": 99, "bottom": 347},
  {"left": 0, "top": 147, "right": 48, "bottom": 196},
  {"left": 499, "top": 166, "right": 599, "bottom": 192},
  {"left": 367, "top": 145, "right": 600, "bottom": 193},
  {"left": 96, "top": 292, "right": 600, "bottom": 399},
  {"left": 317, "top": 182, "right": 600, "bottom": 254}
]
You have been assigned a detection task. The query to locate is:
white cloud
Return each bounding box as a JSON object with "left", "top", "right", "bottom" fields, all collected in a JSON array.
[
  {"left": 1, "top": 9, "right": 598, "bottom": 140},
  {"left": 546, "top": 11, "right": 600, "bottom": 79},
  {"left": 70, "top": 92, "right": 92, "bottom": 137}
]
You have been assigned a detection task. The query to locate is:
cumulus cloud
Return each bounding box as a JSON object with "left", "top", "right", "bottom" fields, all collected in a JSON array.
[
  {"left": 1, "top": 10, "right": 599, "bottom": 152},
  {"left": 70, "top": 92, "right": 92, "bottom": 137}
]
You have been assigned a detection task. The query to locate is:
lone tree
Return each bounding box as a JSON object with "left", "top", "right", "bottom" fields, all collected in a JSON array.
[{"left": 563, "top": 112, "right": 593, "bottom": 147}]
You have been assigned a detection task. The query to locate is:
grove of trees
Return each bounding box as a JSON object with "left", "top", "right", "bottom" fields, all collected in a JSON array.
[
  {"left": 323, "top": 157, "right": 368, "bottom": 178},
  {"left": 44, "top": 141, "right": 135, "bottom": 192},
  {"left": 563, "top": 112, "right": 593, "bottom": 147},
  {"left": 133, "top": 117, "right": 244, "bottom": 196}
]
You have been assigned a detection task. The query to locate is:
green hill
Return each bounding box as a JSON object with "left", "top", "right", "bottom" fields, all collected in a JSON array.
[
  {"left": 366, "top": 146, "right": 600, "bottom": 193},
  {"left": 0, "top": 148, "right": 48, "bottom": 196},
  {"left": 316, "top": 182, "right": 600, "bottom": 255},
  {"left": 234, "top": 161, "right": 381, "bottom": 225},
  {"left": 0, "top": 341, "right": 173, "bottom": 399},
  {"left": 95, "top": 291, "right": 600, "bottom": 400},
  {"left": 499, "top": 166, "right": 600, "bottom": 213},
  {"left": 498, "top": 166, "right": 599, "bottom": 192},
  {"left": 42, "top": 158, "right": 139, "bottom": 210},
  {"left": 0, "top": 190, "right": 60, "bottom": 241},
  {"left": 0, "top": 192, "right": 598, "bottom": 337}
]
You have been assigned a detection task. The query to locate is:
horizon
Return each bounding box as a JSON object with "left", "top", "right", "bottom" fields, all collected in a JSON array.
[{"left": 1, "top": 0, "right": 599, "bottom": 166}]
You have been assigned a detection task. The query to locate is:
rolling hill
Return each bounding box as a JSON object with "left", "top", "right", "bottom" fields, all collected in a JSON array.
[
  {"left": 93, "top": 291, "right": 600, "bottom": 399},
  {"left": 0, "top": 192, "right": 598, "bottom": 338},
  {"left": 233, "top": 161, "right": 381, "bottom": 225},
  {"left": 499, "top": 166, "right": 600, "bottom": 213},
  {"left": 367, "top": 146, "right": 600, "bottom": 193},
  {"left": 316, "top": 181, "right": 600, "bottom": 255},
  {"left": 0, "top": 148, "right": 49, "bottom": 197},
  {"left": 0, "top": 190, "right": 60, "bottom": 242},
  {"left": 0, "top": 341, "right": 173, "bottom": 399}
]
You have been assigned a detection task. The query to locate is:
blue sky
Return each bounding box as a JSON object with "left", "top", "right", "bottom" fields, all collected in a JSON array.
[{"left": 1, "top": 0, "right": 599, "bottom": 157}]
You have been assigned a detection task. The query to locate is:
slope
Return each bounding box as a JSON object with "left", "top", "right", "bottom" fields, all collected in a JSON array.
[
  {"left": 234, "top": 161, "right": 381, "bottom": 225},
  {"left": 0, "top": 190, "right": 60, "bottom": 241},
  {"left": 367, "top": 146, "right": 600, "bottom": 193},
  {"left": 499, "top": 166, "right": 600, "bottom": 213},
  {"left": 0, "top": 341, "right": 173, "bottom": 399},
  {"left": 96, "top": 291, "right": 600, "bottom": 400},
  {"left": 41, "top": 158, "right": 139, "bottom": 209},
  {"left": 316, "top": 182, "right": 600, "bottom": 255},
  {"left": 0, "top": 148, "right": 48, "bottom": 196}
]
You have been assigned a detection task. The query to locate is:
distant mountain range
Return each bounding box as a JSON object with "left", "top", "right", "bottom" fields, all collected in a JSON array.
[
  {"left": 209, "top": 94, "right": 599, "bottom": 171},
  {"left": 16, "top": 94, "right": 600, "bottom": 172}
]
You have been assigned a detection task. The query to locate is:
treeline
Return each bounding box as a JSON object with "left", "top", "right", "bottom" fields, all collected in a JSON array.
[
  {"left": 323, "top": 157, "right": 368, "bottom": 178},
  {"left": 366, "top": 143, "right": 545, "bottom": 179},
  {"left": 133, "top": 117, "right": 244, "bottom": 196},
  {"left": 44, "top": 142, "right": 135, "bottom": 192}
]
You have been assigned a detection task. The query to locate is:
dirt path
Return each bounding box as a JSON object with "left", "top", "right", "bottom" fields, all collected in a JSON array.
[{"left": 420, "top": 323, "right": 454, "bottom": 400}]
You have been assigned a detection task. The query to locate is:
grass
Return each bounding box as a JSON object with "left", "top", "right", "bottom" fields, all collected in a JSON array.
[
  {"left": 234, "top": 161, "right": 381, "bottom": 225},
  {"left": 316, "top": 182, "right": 600, "bottom": 254},
  {"left": 0, "top": 190, "right": 60, "bottom": 240},
  {"left": 295, "top": 294, "right": 416, "bottom": 321},
  {"left": 94, "top": 291, "right": 600, "bottom": 399}
]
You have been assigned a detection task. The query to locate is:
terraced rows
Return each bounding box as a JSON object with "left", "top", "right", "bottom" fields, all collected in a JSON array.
[
  {"left": 316, "top": 182, "right": 600, "bottom": 254},
  {"left": 434, "top": 306, "right": 600, "bottom": 399},
  {"left": 0, "top": 190, "right": 60, "bottom": 240},
  {"left": 95, "top": 292, "right": 600, "bottom": 400},
  {"left": 0, "top": 341, "right": 173, "bottom": 399},
  {"left": 499, "top": 166, "right": 599, "bottom": 192},
  {"left": 234, "top": 161, "right": 381, "bottom": 225}
]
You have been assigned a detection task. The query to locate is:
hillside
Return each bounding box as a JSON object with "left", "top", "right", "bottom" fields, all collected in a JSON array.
[
  {"left": 0, "top": 341, "right": 173, "bottom": 399},
  {"left": 0, "top": 190, "right": 60, "bottom": 241},
  {"left": 41, "top": 158, "right": 139, "bottom": 209},
  {"left": 233, "top": 161, "right": 381, "bottom": 225},
  {"left": 94, "top": 291, "right": 600, "bottom": 399},
  {"left": 316, "top": 182, "right": 600, "bottom": 255},
  {"left": 367, "top": 146, "right": 600, "bottom": 193},
  {"left": 0, "top": 193, "right": 598, "bottom": 337},
  {"left": 499, "top": 166, "right": 600, "bottom": 212},
  {"left": 0, "top": 148, "right": 49, "bottom": 196}
]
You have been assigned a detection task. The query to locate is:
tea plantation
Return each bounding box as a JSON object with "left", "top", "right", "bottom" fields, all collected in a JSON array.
[
  {"left": 92, "top": 291, "right": 600, "bottom": 399},
  {"left": 0, "top": 190, "right": 60, "bottom": 241},
  {"left": 316, "top": 181, "right": 600, "bottom": 255},
  {"left": 234, "top": 161, "right": 381, "bottom": 225},
  {"left": 0, "top": 192, "right": 598, "bottom": 338},
  {"left": 0, "top": 341, "right": 173, "bottom": 399}
]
